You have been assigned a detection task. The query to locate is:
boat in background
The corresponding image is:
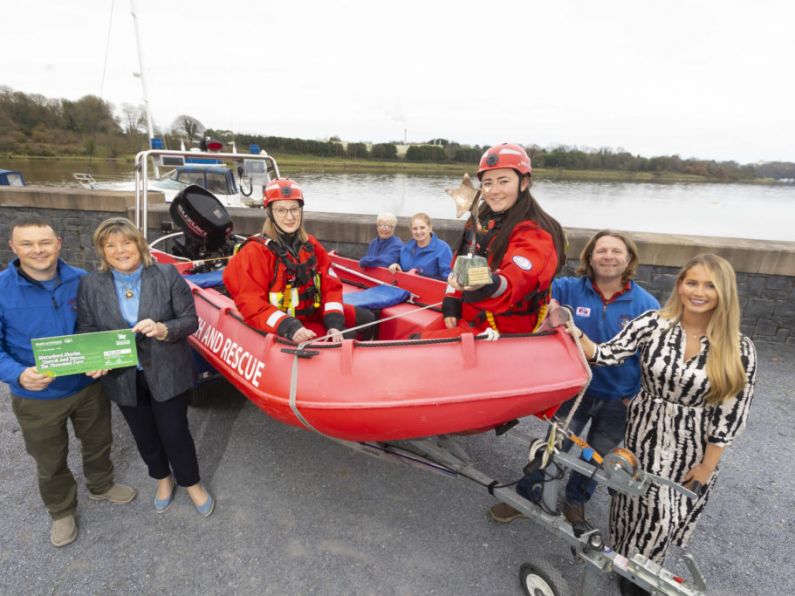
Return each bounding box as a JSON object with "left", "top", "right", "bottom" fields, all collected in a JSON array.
[
  {"left": 74, "top": 143, "right": 277, "bottom": 207},
  {"left": 0, "top": 169, "right": 25, "bottom": 186}
]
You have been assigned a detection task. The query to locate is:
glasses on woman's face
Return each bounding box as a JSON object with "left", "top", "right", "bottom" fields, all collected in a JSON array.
[
  {"left": 377, "top": 223, "right": 394, "bottom": 230},
  {"left": 273, "top": 206, "right": 301, "bottom": 218}
]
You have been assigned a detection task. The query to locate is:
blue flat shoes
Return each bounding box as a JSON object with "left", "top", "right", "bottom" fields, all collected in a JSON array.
[
  {"left": 154, "top": 480, "right": 176, "bottom": 513},
  {"left": 195, "top": 491, "right": 215, "bottom": 518}
]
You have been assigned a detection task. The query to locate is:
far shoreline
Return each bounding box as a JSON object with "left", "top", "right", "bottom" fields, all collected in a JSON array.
[{"left": 2, "top": 153, "right": 789, "bottom": 186}]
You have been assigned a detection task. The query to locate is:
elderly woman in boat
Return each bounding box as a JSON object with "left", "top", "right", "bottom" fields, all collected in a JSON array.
[
  {"left": 387, "top": 212, "right": 452, "bottom": 281},
  {"left": 78, "top": 217, "right": 214, "bottom": 517},
  {"left": 359, "top": 212, "right": 403, "bottom": 269},
  {"left": 223, "top": 177, "right": 375, "bottom": 343},
  {"left": 426, "top": 143, "right": 566, "bottom": 338}
]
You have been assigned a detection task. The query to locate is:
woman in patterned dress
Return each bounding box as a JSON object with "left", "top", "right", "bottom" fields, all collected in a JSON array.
[{"left": 569, "top": 254, "right": 757, "bottom": 569}]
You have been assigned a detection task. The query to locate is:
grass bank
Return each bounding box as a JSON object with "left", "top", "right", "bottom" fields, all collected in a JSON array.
[
  {"left": 275, "top": 154, "right": 778, "bottom": 184},
  {"left": 2, "top": 152, "right": 780, "bottom": 185}
]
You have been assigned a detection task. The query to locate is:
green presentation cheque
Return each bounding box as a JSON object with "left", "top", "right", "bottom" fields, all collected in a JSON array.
[{"left": 31, "top": 329, "right": 139, "bottom": 377}]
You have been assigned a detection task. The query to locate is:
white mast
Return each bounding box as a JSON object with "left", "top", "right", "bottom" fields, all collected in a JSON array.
[{"left": 130, "top": 0, "right": 159, "bottom": 176}]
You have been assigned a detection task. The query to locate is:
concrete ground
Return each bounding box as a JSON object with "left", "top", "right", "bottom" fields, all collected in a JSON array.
[{"left": 1, "top": 341, "right": 792, "bottom": 595}]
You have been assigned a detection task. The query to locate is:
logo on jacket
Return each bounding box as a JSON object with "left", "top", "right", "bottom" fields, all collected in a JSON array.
[
  {"left": 618, "top": 315, "right": 632, "bottom": 328},
  {"left": 512, "top": 256, "right": 532, "bottom": 270},
  {"left": 576, "top": 306, "right": 591, "bottom": 317}
]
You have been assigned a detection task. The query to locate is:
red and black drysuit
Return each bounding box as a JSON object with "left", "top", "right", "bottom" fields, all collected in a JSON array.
[
  {"left": 223, "top": 233, "right": 370, "bottom": 340},
  {"left": 427, "top": 211, "right": 559, "bottom": 337}
]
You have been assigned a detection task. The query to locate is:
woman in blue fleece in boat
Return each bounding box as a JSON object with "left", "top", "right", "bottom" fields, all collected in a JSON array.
[
  {"left": 387, "top": 212, "right": 452, "bottom": 281},
  {"left": 359, "top": 212, "right": 404, "bottom": 269}
]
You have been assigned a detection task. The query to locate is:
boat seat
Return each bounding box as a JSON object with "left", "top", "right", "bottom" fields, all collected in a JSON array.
[
  {"left": 343, "top": 285, "right": 410, "bottom": 309},
  {"left": 184, "top": 270, "right": 225, "bottom": 288}
]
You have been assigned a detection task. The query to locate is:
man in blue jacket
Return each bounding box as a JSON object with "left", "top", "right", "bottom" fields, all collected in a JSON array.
[
  {"left": 1, "top": 217, "right": 136, "bottom": 547},
  {"left": 490, "top": 230, "right": 659, "bottom": 527}
]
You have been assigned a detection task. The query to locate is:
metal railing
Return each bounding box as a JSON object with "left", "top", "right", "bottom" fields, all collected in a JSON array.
[{"left": 133, "top": 149, "right": 280, "bottom": 238}]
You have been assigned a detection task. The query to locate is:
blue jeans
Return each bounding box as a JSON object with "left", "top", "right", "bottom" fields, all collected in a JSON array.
[{"left": 516, "top": 392, "right": 628, "bottom": 505}]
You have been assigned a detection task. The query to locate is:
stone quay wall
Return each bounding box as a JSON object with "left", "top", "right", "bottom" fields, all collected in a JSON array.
[{"left": 2, "top": 186, "right": 793, "bottom": 343}]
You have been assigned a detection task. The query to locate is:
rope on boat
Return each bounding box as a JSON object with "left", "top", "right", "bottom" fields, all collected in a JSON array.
[
  {"left": 288, "top": 352, "right": 323, "bottom": 435},
  {"left": 287, "top": 300, "right": 445, "bottom": 433},
  {"left": 330, "top": 263, "right": 420, "bottom": 302},
  {"left": 297, "top": 300, "right": 445, "bottom": 346}
]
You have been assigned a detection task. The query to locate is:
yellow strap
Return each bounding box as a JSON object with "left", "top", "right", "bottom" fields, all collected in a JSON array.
[
  {"left": 282, "top": 284, "right": 293, "bottom": 310},
  {"left": 533, "top": 303, "right": 549, "bottom": 332},
  {"left": 485, "top": 310, "right": 499, "bottom": 332}
]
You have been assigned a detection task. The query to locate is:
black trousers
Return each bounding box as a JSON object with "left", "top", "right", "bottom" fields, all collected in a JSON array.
[{"left": 117, "top": 372, "right": 200, "bottom": 487}]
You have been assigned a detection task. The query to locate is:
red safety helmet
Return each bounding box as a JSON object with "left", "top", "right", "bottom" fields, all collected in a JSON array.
[
  {"left": 477, "top": 143, "right": 532, "bottom": 178},
  {"left": 263, "top": 177, "right": 304, "bottom": 208}
]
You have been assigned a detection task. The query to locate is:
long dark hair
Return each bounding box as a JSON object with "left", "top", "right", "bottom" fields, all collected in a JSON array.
[{"left": 464, "top": 177, "right": 566, "bottom": 274}]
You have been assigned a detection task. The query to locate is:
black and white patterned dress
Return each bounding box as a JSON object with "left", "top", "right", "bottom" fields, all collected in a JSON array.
[{"left": 593, "top": 311, "right": 757, "bottom": 563}]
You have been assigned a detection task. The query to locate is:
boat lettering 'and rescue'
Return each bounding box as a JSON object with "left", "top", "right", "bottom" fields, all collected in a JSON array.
[{"left": 195, "top": 317, "right": 266, "bottom": 387}]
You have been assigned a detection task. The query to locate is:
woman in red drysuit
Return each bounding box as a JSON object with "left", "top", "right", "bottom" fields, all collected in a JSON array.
[
  {"left": 429, "top": 143, "right": 566, "bottom": 337},
  {"left": 223, "top": 177, "right": 374, "bottom": 343}
]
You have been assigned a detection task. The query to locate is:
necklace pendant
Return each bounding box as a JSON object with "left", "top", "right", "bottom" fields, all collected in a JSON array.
[{"left": 125, "top": 289, "right": 134, "bottom": 299}]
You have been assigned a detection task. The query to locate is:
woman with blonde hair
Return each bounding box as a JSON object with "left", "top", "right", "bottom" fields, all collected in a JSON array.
[
  {"left": 224, "top": 178, "right": 375, "bottom": 342},
  {"left": 78, "top": 217, "right": 214, "bottom": 517},
  {"left": 570, "top": 254, "right": 756, "bottom": 584},
  {"left": 388, "top": 212, "right": 452, "bottom": 281}
]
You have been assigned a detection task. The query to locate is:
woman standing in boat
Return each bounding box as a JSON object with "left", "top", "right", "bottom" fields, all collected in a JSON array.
[
  {"left": 224, "top": 177, "right": 374, "bottom": 343},
  {"left": 78, "top": 218, "right": 214, "bottom": 517},
  {"left": 428, "top": 143, "right": 566, "bottom": 337},
  {"left": 387, "top": 213, "right": 452, "bottom": 281},
  {"left": 570, "top": 254, "right": 756, "bottom": 588}
]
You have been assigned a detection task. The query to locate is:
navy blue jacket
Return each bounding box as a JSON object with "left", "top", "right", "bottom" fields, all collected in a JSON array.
[
  {"left": 552, "top": 277, "right": 659, "bottom": 400},
  {"left": 398, "top": 234, "right": 453, "bottom": 281},
  {"left": 0, "top": 259, "right": 94, "bottom": 399},
  {"left": 359, "top": 235, "right": 404, "bottom": 269}
]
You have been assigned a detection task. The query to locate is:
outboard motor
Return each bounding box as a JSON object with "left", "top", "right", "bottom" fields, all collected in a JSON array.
[{"left": 169, "top": 184, "right": 234, "bottom": 264}]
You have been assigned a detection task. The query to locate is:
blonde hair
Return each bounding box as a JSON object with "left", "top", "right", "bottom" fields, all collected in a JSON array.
[
  {"left": 410, "top": 212, "right": 432, "bottom": 229},
  {"left": 92, "top": 217, "right": 154, "bottom": 272},
  {"left": 660, "top": 254, "right": 746, "bottom": 404},
  {"left": 576, "top": 230, "right": 639, "bottom": 283}
]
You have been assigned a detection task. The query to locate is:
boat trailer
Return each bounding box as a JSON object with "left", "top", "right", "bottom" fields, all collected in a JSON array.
[{"left": 334, "top": 425, "right": 708, "bottom": 596}]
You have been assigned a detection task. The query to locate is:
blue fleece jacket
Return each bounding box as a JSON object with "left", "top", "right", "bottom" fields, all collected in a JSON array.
[
  {"left": 0, "top": 259, "right": 93, "bottom": 399},
  {"left": 552, "top": 276, "right": 659, "bottom": 400},
  {"left": 398, "top": 234, "right": 453, "bottom": 281},
  {"left": 359, "top": 235, "right": 404, "bottom": 269}
]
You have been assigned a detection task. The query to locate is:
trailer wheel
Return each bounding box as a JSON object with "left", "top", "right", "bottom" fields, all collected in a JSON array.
[{"left": 519, "top": 560, "right": 571, "bottom": 596}]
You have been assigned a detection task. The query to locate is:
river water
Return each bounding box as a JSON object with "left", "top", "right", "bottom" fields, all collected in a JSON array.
[
  {"left": 5, "top": 158, "right": 794, "bottom": 242},
  {"left": 294, "top": 173, "right": 794, "bottom": 242}
]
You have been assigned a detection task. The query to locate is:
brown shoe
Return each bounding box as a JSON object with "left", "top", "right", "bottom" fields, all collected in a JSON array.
[
  {"left": 488, "top": 502, "right": 526, "bottom": 523},
  {"left": 562, "top": 500, "right": 590, "bottom": 526},
  {"left": 89, "top": 483, "right": 137, "bottom": 504},
  {"left": 51, "top": 514, "right": 78, "bottom": 547}
]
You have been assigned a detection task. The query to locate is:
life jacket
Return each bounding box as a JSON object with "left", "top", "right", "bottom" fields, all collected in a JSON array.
[
  {"left": 241, "top": 235, "right": 322, "bottom": 319},
  {"left": 457, "top": 215, "right": 550, "bottom": 332}
]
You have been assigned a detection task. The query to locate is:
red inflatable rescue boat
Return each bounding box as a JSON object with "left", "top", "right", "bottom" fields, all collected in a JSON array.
[{"left": 154, "top": 249, "right": 590, "bottom": 442}]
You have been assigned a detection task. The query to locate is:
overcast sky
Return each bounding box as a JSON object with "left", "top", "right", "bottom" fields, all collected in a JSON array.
[{"left": 3, "top": 0, "right": 793, "bottom": 164}]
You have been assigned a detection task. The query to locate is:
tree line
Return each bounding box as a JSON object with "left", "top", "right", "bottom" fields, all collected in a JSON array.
[{"left": 2, "top": 87, "right": 793, "bottom": 181}]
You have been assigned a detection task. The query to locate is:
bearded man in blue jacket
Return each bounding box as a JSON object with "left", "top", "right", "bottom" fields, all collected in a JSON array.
[
  {"left": 490, "top": 230, "right": 659, "bottom": 528},
  {"left": 1, "top": 217, "right": 136, "bottom": 547}
]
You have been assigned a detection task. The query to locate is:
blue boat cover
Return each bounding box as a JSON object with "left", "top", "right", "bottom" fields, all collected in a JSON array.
[
  {"left": 344, "top": 285, "right": 410, "bottom": 309},
  {"left": 184, "top": 270, "right": 225, "bottom": 288}
]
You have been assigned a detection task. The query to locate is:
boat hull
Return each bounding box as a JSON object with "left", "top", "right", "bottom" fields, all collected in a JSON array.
[{"left": 157, "top": 251, "right": 590, "bottom": 441}]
